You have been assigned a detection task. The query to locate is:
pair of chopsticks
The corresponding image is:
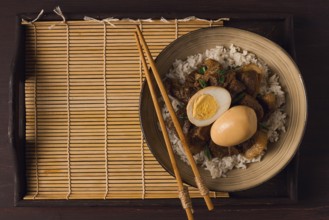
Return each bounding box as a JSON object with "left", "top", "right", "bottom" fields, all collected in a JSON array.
[{"left": 134, "top": 26, "right": 214, "bottom": 220}]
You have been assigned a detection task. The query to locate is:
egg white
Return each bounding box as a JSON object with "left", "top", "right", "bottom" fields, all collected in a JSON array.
[{"left": 186, "top": 86, "right": 231, "bottom": 127}]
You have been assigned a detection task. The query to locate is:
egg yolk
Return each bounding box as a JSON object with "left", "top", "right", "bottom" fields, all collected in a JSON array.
[{"left": 192, "top": 94, "right": 218, "bottom": 120}]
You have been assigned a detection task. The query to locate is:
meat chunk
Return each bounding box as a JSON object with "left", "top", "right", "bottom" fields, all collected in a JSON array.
[
  {"left": 187, "top": 59, "right": 224, "bottom": 88},
  {"left": 171, "top": 82, "right": 197, "bottom": 103},
  {"left": 224, "top": 71, "right": 246, "bottom": 97},
  {"left": 187, "top": 137, "right": 206, "bottom": 155},
  {"left": 244, "top": 130, "right": 268, "bottom": 159},
  {"left": 189, "top": 125, "right": 211, "bottom": 142},
  {"left": 239, "top": 94, "right": 264, "bottom": 120},
  {"left": 204, "top": 58, "right": 221, "bottom": 74},
  {"left": 209, "top": 141, "right": 240, "bottom": 158},
  {"left": 187, "top": 125, "right": 211, "bottom": 155},
  {"left": 260, "top": 92, "right": 277, "bottom": 111},
  {"left": 188, "top": 142, "right": 205, "bottom": 155},
  {"left": 241, "top": 63, "right": 263, "bottom": 76},
  {"left": 164, "top": 74, "right": 199, "bottom": 104},
  {"left": 227, "top": 78, "right": 246, "bottom": 97},
  {"left": 238, "top": 138, "right": 255, "bottom": 153},
  {"left": 223, "top": 71, "right": 235, "bottom": 86},
  {"left": 186, "top": 71, "right": 199, "bottom": 84},
  {"left": 237, "top": 70, "right": 260, "bottom": 97},
  {"left": 195, "top": 59, "right": 224, "bottom": 87},
  {"left": 208, "top": 75, "right": 219, "bottom": 86},
  {"left": 193, "top": 74, "right": 209, "bottom": 89}
]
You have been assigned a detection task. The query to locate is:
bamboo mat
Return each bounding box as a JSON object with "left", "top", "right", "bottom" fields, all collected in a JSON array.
[{"left": 22, "top": 18, "right": 229, "bottom": 200}]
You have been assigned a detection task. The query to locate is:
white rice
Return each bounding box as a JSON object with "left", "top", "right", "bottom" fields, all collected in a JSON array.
[{"left": 163, "top": 44, "right": 286, "bottom": 178}]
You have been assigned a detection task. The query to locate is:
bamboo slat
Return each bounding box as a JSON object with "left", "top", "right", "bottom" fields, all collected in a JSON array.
[{"left": 22, "top": 18, "right": 228, "bottom": 200}]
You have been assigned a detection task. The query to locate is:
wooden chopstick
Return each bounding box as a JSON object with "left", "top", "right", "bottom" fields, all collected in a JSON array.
[
  {"left": 134, "top": 32, "right": 194, "bottom": 220},
  {"left": 135, "top": 26, "right": 214, "bottom": 211}
]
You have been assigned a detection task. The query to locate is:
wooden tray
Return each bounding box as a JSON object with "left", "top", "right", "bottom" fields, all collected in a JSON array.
[{"left": 9, "top": 13, "right": 298, "bottom": 206}]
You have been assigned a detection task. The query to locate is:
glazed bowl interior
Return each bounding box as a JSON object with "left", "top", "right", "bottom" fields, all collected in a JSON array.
[{"left": 139, "top": 27, "right": 307, "bottom": 192}]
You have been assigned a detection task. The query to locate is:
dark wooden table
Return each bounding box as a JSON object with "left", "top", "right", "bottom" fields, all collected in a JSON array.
[{"left": 1, "top": 0, "right": 329, "bottom": 219}]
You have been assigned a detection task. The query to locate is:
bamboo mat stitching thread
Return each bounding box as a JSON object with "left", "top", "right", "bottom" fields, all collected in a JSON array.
[
  {"left": 64, "top": 22, "right": 72, "bottom": 200},
  {"left": 52, "top": 7, "right": 73, "bottom": 200},
  {"left": 139, "top": 20, "right": 146, "bottom": 199},
  {"left": 102, "top": 21, "right": 110, "bottom": 200}
]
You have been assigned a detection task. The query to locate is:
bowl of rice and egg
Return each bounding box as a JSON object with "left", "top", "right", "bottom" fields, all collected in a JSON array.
[{"left": 139, "top": 27, "right": 307, "bottom": 192}]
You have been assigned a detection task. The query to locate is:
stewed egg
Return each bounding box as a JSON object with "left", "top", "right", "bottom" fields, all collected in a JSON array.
[{"left": 210, "top": 105, "right": 257, "bottom": 147}]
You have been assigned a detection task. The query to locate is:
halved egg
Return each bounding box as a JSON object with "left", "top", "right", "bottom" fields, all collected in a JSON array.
[{"left": 186, "top": 86, "right": 231, "bottom": 127}]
